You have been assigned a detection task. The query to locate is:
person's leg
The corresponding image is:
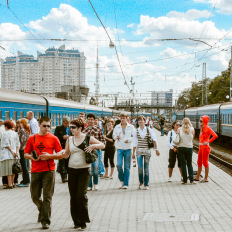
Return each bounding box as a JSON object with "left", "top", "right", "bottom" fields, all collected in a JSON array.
[
  {"left": 144, "top": 156, "right": 151, "bottom": 186},
  {"left": 168, "top": 149, "right": 176, "bottom": 178},
  {"left": 97, "top": 149, "right": 105, "bottom": 175},
  {"left": 195, "top": 146, "right": 203, "bottom": 180},
  {"left": 68, "top": 168, "right": 79, "bottom": 226},
  {"left": 59, "top": 159, "right": 67, "bottom": 182},
  {"left": 75, "top": 168, "right": 91, "bottom": 225},
  {"left": 92, "top": 158, "right": 99, "bottom": 186},
  {"left": 202, "top": 145, "right": 210, "bottom": 180},
  {"left": 19, "top": 150, "right": 30, "bottom": 184},
  {"left": 137, "top": 155, "right": 143, "bottom": 186},
  {"left": 88, "top": 163, "right": 94, "bottom": 188},
  {"left": 109, "top": 147, "right": 115, "bottom": 178},
  {"left": 186, "top": 148, "right": 194, "bottom": 183},
  {"left": 123, "top": 150, "right": 132, "bottom": 187},
  {"left": 178, "top": 148, "right": 187, "bottom": 183},
  {"left": 7, "top": 175, "right": 13, "bottom": 187},
  {"left": 41, "top": 171, "right": 55, "bottom": 225},
  {"left": 116, "top": 149, "right": 124, "bottom": 183},
  {"left": 104, "top": 148, "right": 109, "bottom": 177},
  {"left": 176, "top": 151, "right": 183, "bottom": 178},
  {"left": 30, "top": 172, "right": 43, "bottom": 222}
]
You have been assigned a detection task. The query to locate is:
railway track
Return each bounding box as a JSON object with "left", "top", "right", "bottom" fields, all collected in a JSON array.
[{"left": 153, "top": 121, "right": 232, "bottom": 176}]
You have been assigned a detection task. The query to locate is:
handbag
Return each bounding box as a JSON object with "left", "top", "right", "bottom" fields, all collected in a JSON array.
[
  {"left": 146, "top": 128, "right": 155, "bottom": 148},
  {"left": 12, "top": 158, "right": 21, "bottom": 174},
  {"left": 84, "top": 135, "right": 98, "bottom": 164},
  {"left": 173, "top": 134, "right": 180, "bottom": 145}
]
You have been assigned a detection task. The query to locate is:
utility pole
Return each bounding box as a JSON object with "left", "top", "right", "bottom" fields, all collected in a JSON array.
[
  {"left": 95, "top": 47, "right": 99, "bottom": 105},
  {"left": 130, "top": 77, "right": 135, "bottom": 117},
  {"left": 230, "top": 46, "right": 232, "bottom": 101},
  {"left": 202, "top": 63, "right": 206, "bottom": 105}
]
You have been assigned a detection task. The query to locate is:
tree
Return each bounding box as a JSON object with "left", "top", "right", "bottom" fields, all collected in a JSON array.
[{"left": 89, "top": 97, "right": 97, "bottom": 105}]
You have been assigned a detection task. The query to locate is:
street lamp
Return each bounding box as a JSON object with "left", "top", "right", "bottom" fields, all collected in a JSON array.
[
  {"left": 109, "top": 41, "right": 115, "bottom": 48},
  {"left": 226, "top": 95, "right": 229, "bottom": 100}
]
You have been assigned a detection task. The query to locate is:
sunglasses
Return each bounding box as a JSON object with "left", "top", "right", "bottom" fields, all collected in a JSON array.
[
  {"left": 42, "top": 125, "right": 51, "bottom": 128},
  {"left": 70, "top": 126, "right": 78, "bottom": 129},
  {"left": 200, "top": 120, "right": 203, "bottom": 122},
  {"left": 176, "top": 124, "right": 180, "bottom": 126}
]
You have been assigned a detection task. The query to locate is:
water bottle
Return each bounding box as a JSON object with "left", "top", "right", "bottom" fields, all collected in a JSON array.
[{"left": 133, "top": 159, "right": 136, "bottom": 167}]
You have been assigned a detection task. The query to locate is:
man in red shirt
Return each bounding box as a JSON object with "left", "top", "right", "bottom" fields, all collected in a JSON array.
[{"left": 24, "top": 116, "right": 63, "bottom": 230}]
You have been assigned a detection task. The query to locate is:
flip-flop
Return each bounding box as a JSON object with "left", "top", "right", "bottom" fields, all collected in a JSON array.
[
  {"left": 194, "top": 178, "right": 200, "bottom": 181},
  {"left": 200, "top": 179, "right": 208, "bottom": 182}
]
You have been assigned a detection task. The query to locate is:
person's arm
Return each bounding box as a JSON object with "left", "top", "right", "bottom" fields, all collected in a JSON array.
[
  {"left": 98, "top": 129, "right": 105, "bottom": 143},
  {"left": 133, "top": 128, "right": 138, "bottom": 147},
  {"left": 154, "top": 141, "right": 160, "bottom": 156},
  {"left": 192, "top": 128, "right": 195, "bottom": 139},
  {"left": 125, "top": 126, "right": 134, "bottom": 143},
  {"left": 208, "top": 127, "right": 218, "bottom": 143},
  {"left": 63, "top": 139, "right": 70, "bottom": 159},
  {"left": 112, "top": 127, "right": 118, "bottom": 141},
  {"left": 84, "top": 136, "right": 105, "bottom": 153},
  {"left": 132, "top": 147, "right": 136, "bottom": 159}
]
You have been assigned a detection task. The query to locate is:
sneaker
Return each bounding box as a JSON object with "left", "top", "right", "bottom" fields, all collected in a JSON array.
[
  {"left": 190, "top": 181, "right": 197, "bottom": 184},
  {"left": 87, "top": 187, "right": 92, "bottom": 191},
  {"left": 144, "top": 186, "right": 149, "bottom": 190},
  {"left": 120, "top": 181, "right": 124, "bottom": 188},
  {"left": 138, "top": 185, "right": 143, "bottom": 190},
  {"left": 168, "top": 177, "right": 172, "bottom": 182},
  {"left": 181, "top": 182, "right": 187, "bottom": 185},
  {"left": 94, "top": 185, "right": 99, "bottom": 190},
  {"left": 181, "top": 177, "right": 183, "bottom": 182},
  {"left": 42, "top": 223, "right": 49, "bottom": 230},
  {"left": 17, "top": 184, "right": 29, "bottom": 187},
  {"left": 122, "top": 186, "right": 128, "bottom": 189}
]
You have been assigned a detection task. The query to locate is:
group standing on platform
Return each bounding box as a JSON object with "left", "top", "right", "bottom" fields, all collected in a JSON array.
[{"left": 0, "top": 111, "right": 218, "bottom": 230}]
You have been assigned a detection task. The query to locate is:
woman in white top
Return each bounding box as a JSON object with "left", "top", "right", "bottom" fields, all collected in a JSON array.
[
  {"left": 166, "top": 120, "right": 182, "bottom": 182},
  {"left": 0, "top": 120, "right": 20, "bottom": 189},
  {"left": 132, "top": 115, "right": 160, "bottom": 190},
  {"left": 63, "top": 118, "right": 105, "bottom": 230},
  {"left": 175, "top": 118, "right": 195, "bottom": 184}
]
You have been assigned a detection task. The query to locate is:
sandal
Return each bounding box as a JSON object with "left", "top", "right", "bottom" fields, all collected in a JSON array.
[
  {"left": 200, "top": 179, "right": 208, "bottom": 183},
  {"left": 194, "top": 178, "right": 200, "bottom": 181}
]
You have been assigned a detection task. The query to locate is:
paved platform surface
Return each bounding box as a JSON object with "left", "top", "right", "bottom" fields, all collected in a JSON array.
[{"left": 0, "top": 129, "right": 232, "bottom": 232}]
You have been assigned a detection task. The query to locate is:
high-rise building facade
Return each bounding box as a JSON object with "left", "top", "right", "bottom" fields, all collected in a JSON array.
[
  {"left": 151, "top": 89, "right": 173, "bottom": 107},
  {"left": 1, "top": 45, "right": 86, "bottom": 97}
]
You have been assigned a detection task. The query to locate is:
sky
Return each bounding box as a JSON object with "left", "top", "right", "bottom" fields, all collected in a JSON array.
[{"left": 1, "top": 0, "right": 232, "bottom": 104}]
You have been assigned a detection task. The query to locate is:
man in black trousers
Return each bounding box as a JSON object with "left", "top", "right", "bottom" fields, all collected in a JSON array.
[{"left": 54, "top": 116, "right": 70, "bottom": 183}]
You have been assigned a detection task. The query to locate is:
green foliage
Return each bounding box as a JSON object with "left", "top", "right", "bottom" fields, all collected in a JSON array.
[{"left": 177, "top": 67, "right": 231, "bottom": 109}]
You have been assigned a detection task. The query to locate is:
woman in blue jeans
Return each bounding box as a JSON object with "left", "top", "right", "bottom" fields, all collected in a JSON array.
[
  {"left": 132, "top": 115, "right": 160, "bottom": 190},
  {"left": 174, "top": 118, "right": 196, "bottom": 185}
]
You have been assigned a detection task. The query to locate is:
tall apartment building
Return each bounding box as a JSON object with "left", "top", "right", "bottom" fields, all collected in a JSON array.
[
  {"left": 151, "top": 89, "right": 173, "bottom": 107},
  {"left": 1, "top": 45, "right": 86, "bottom": 97}
]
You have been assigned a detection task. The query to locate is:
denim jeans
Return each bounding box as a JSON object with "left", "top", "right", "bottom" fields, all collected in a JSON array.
[
  {"left": 30, "top": 171, "right": 55, "bottom": 225},
  {"left": 116, "top": 149, "right": 132, "bottom": 186},
  {"left": 137, "top": 155, "right": 151, "bottom": 186},
  {"left": 20, "top": 150, "right": 30, "bottom": 184},
  {"left": 161, "top": 126, "right": 164, "bottom": 135},
  {"left": 88, "top": 157, "right": 99, "bottom": 188},
  {"left": 178, "top": 147, "right": 193, "bottom": 183},
  {"left": 97, "top": 149, "right": 105, "bottom": 175}
]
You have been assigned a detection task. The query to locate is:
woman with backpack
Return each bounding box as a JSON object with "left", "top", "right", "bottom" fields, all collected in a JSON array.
[{"left": 166, "top": 120, "right": 182, "bottom": 182}]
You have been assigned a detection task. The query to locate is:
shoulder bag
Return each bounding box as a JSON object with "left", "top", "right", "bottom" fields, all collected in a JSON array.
[
  {"left": 173, "top": 131, "right": 181, "bottom": 145},
  {"left": 146, "top": 128, "right": 155, "bottom": 148},
  {"left": 84, "top": 135, "right": 98, "bottom": 164}
]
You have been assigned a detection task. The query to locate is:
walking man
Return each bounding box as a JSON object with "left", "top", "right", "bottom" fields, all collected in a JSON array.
[
  {"left": 27, "top": 111, "right": 39, "bottom": 135},
  {"left": 83, "top": 113, "right": 105, "bottom": 190},
  {"left": 113, "top": 112, "right": 134, "bottom": 189},
  {"left": 54, "top": 116, "right": 70, "bottom": 183},
  {"left": 24, "top": 116, "right": 63, "bottom": 230}
]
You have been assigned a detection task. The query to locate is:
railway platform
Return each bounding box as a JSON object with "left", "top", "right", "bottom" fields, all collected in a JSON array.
[{"left": 0, "top": 129, "right": 232, "bottom": 232}]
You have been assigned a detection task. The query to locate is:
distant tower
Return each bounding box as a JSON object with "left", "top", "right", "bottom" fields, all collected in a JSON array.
[{"left": 95, "top": 47, "right": 99, "bottom": 105}]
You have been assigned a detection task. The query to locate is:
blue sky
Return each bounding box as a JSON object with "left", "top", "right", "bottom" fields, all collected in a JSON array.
[{"left": 1, "top": 0, "right": 232, "bottom": 104}]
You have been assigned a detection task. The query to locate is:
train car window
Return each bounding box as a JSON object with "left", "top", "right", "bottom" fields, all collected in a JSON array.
[
  {"left": 51, "top": 113, "right": 54, "bottom": 126},
  {"left": 54, "top": 113, "right": 57, "bottom": 126},
  {"left": 231, "top": 115, "right": 232, "bottom": 125},
  {"left": 13, "top": 111, "right": 17, "bottom": 122},
  {"left": 20, "top": 111, "right": 24, "bottom": 119},
  {"left": 58, "top": 113, "right": 60, "bottom": 125},
  {"left": 228, "top": 114, "right": 230, "bottom": 124},
  {"left": 37, "top": 112, "right": 40, "bottom": 120},
  {"left": 0, "top": 110, "right": 2, "bottom": 119},
  {"left": 5, "top": 111, "right": 10, "bottom": 120}
]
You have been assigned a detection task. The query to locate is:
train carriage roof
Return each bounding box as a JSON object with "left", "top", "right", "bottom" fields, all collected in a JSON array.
[{"left": 0, "top": 88, "right": 45, "bottom": 105}]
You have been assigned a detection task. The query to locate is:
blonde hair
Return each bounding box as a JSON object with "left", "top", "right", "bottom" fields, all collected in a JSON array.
[{"left": 182, "top": 118, "right": 192, "bottom": 134}]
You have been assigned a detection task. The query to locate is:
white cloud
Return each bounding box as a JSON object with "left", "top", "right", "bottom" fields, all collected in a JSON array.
[
  {"left": 127, "top": 23, "right": 135, "bottom": 28},
  {"left": 161, "top": 47, "right": 192, "bottom": 60},
  {"left": 194, "top": 0, "right": 232, "bottom": 14},
  {"left": 167, "top": 9, "right": 211, "bottom": 20}
]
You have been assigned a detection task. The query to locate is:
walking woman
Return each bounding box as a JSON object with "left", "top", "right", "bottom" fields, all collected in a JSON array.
[
  {"left": 103, "top": 119, "right": 115, "bottom": 179},
  {"left": 194, "top": 116, "right": 218, "bottom": 182},
  {"left": 18, "top": 118, "right": 31, "bottom": 187},
  {"left": 166, "top": 120, "right": 182, "bottom": 182},
  {"left": 0, "top": 120, "right": 20, "bottom": 189},
  {"left": 63, "top": 118, "right": 105, "bottom": 230},
  {"left": 175, "top": 118, "right": 195, "bottom": 184},
  {"left": 132, "top": 115, "right": 160, "bottom": 190}
]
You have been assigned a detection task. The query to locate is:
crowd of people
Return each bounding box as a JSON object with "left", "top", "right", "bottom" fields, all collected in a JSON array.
[{"left": 0, "top": 111, "right": 218, "bottom": 230}]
